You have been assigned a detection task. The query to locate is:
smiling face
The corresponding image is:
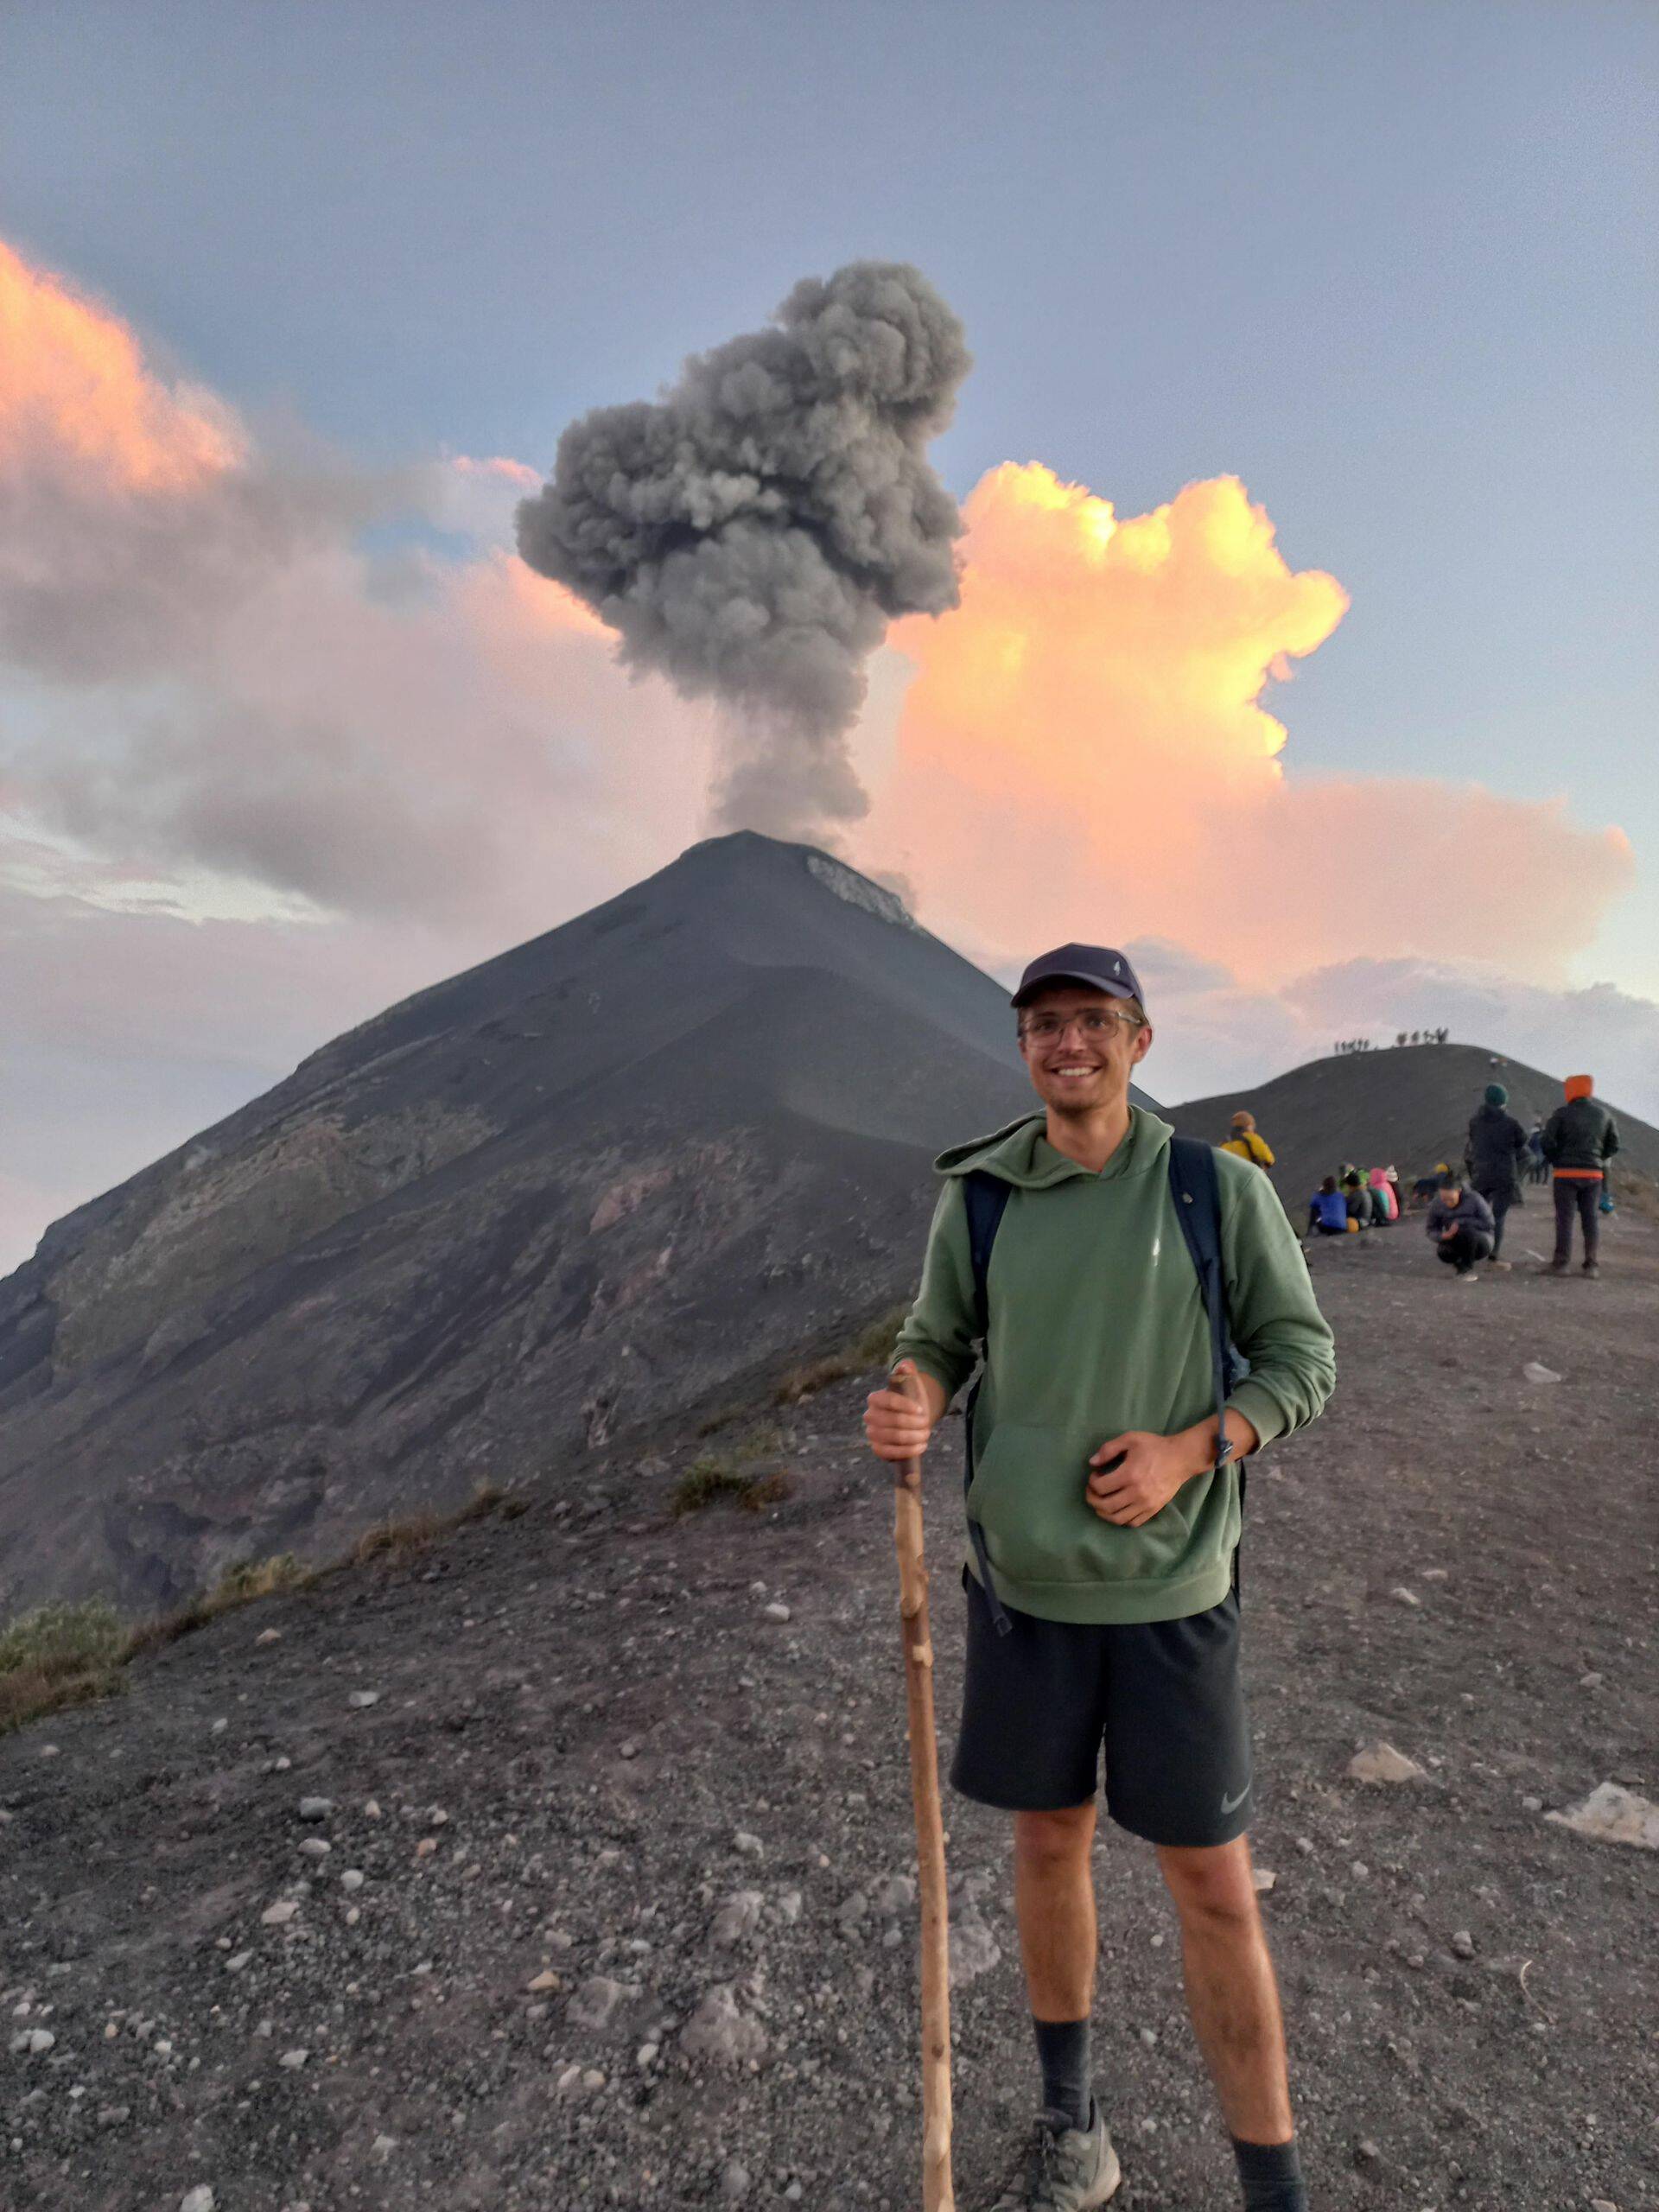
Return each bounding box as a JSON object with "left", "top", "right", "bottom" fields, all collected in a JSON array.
[{"left": 1016, "top": 982, "right": 1153, "bottom": 1120}]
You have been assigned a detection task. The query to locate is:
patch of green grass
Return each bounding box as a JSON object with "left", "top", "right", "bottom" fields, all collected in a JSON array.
[
  {"left": 0, "top": 1597, "right": 125, "bottom": 1677},
  {"left": 1, "top": 1480, "right": 523, "bottom": 1736},
  {"left": 0, "top": 1599, "right": 128, "bottom": 1737},
  {"left": 774, "top": 1301, "right": 911, "bottom": 1405},
  {"left": 670, "top": 1432, "right": 794, "bottom": 1518}
]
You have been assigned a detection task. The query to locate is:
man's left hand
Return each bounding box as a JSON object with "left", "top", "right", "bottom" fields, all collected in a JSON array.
[{"left": 1085, "top": 1431, "right": 1205, "bottom": 1526}]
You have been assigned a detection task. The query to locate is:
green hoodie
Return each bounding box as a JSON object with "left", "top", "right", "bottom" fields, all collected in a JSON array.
[{"left": 893, "top": 1107, "right": 1336, "bottom": 1625}]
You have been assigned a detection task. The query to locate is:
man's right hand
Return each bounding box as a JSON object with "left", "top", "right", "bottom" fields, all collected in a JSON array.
[{"left": 863, "top": 1358, "right": 939, "bottom": 1463}]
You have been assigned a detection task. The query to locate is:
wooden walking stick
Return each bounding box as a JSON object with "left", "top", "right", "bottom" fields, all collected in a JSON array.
[{"left": 890, "top": 1361, "right": 956, "bottom": 2212}]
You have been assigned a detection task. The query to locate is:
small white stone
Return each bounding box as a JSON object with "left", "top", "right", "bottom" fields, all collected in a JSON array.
[
  {"left": 210, "top": 1718, "right": 228, "bottom": 1735},
  {"left": 297, "top": 1796, "right": 333, "bottom": 1821},
  {"left": 261, "top": 1900, "right": 300, "bottom": 1926},
  {"left": 1390, "top": 1586, "right": 1421, "bottom": 1607},
  {"left": 1522, "top": 1360, "right": 1562, "bottom": 1384},
  {"left": 180, "top": 2189, "right": 216, "bottom": 2212},
  {"left": 278, "top": 2047, "right": 309, "bottom": 2069},
  {"left": 347, "top": 1690, "right": 380, "bottom": 1709},
  {"left": 340, "top": 1869, "right": 365, "bottom": 1891},
  {"left": 1253, "top": 1867, "right": 1277, "bottom": 1893},
  {"left": 255, "top": 1628, "right": 283, "bottom": 1646},
  {"left": 298, "top": 1838, "right": 331, "bottom": 1860},
  {"left": 762, "top": 1601, "right": 791, "bottom": 1624}
]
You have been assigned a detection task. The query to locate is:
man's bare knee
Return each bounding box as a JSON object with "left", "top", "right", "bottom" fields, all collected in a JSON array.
[
  {"left": 1157, "top": 1840, "right": 1259, "bottom": 1933},
  {"left": 1014, "top": 1803, "right": 1096, "bottom": 1872}
]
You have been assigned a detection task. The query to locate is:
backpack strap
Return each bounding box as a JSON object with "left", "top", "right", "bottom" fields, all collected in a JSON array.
[
  {"left": 1166, "top": 1136, "right": 1249, "bottom": 1591},
  {"left": 962, "top": 1170, "right": 1013, "bottom": 1636}
]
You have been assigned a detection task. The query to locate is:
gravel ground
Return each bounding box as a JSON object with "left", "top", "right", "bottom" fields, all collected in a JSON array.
[{"left": 3, "top": 1210, "right": 1656, "bottom": 2211}]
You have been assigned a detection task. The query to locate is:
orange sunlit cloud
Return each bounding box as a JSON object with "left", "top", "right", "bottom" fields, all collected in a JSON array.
[
  {"left": 0, "top": 237, "right": 245, "bottom": 492},
  {"left": 869, "top": 462, "right": 1632, "bottom": 985}
]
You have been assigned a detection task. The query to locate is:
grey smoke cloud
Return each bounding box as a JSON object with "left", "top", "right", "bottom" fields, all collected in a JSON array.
[{"left": 515, "top": 261, "right": 970, "bottom": 841}]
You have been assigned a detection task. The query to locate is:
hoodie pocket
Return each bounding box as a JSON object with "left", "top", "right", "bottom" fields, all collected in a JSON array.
[{"left": 968, "top": 1421, "right": 1195, "bottom": 1588}]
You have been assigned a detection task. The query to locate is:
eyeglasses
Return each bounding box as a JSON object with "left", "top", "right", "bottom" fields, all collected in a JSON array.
[{"left": 1018, "top": 1009, "right": 1145, "bottom": 1043}]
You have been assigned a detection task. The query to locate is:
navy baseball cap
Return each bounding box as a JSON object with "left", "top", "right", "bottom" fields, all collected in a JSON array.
[{"left": 1011, "top": 943, "right": 1147, "bottom": 1011}]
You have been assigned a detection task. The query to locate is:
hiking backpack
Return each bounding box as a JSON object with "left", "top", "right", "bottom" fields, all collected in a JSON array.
[{"left": 959, "top": 1135, "right": 1244, "bottom": 1636}]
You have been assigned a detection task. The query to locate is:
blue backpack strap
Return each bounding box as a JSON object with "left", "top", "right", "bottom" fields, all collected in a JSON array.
[
  {"left": 962, "top": 1170, "right": 1013, "bottom": 1636},
  {"left": 1166, "top": 1136, "right": 1249, "bottom": 1588}
]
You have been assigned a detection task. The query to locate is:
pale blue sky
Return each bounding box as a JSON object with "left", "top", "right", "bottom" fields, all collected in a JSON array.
[{"left": 6, "top": 3, "right": 1651, "bottom": 876}]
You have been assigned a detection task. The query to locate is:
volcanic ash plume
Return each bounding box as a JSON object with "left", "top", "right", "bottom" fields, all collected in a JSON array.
[{"left": 515, "top": 261, "right": 969, "bottom": 841}]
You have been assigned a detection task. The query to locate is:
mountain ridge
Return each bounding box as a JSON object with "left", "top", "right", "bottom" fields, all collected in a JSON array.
[{"left": 0, "top": 834, "right": 1065, "bottom": 1612}]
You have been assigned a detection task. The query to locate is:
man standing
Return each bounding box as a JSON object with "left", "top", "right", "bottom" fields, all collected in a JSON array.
[
  {"left": 1462, "top": 1083, "right": 1529, "bottom": 1267},
  {"left": 1425, "top": 1172, "right": 1495, "bottom": 1280},
  {"left": 1542, "top": 1074, "right": 1620, "bottom": 1276},
  {"left": 864, "top": 945, "right": 1335, "bottom": 2211}
]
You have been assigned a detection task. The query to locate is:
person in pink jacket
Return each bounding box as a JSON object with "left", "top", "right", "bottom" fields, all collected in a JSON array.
[{"left": 1367, "top": 1168, "right": 1398, "bottom": 1224}]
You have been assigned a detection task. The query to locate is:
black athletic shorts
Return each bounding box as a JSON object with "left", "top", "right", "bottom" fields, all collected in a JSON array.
[{"left": 950, "top": 1567, "right": 1254, "bottom": 1849}]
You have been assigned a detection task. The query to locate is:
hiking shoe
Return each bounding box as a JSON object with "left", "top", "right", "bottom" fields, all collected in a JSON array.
[
  {"left": 1488, "top": 1258, "right": 1512, "bottom": 1271},
  {"left": 1454, "top": 1268, "right": 1479, "bottom": 1283},
  {"left": 1546, "top": 1259, "right": 1569, "bottom": 1274},
  {"left": 1582, "top": 1260, "right": 1600, "bottom": 1278},
  {"left": 989, "top": 2103, "right": 1121, "bottom": 2209}
]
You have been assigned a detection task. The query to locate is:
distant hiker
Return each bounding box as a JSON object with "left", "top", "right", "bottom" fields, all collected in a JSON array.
[
  {"left": 1463, "top": 1083, "right": 1529, "bottom": 1268},
  {"left": 867, "top": 943, "right": 1335, "bottom": 2212},
  {"left": 1541, "top": 1073, "right": 1620, "bottom": 1277},
  {"left": 1341, "top": 1170, "right": 1376, "bottom": 1233},
  {"left": 1307, "top": 1176, "right": 1349, "bottom": 1236},
  {"left": 1222, "top": 1110, "right": 1274, "bottom": 1172},
  {"left": 1366, "top": 1167, "right": 1397, "bottom": 1223},
  {"left": 1426, "top": 1171, "right": 1495, "bottom": 1281}
]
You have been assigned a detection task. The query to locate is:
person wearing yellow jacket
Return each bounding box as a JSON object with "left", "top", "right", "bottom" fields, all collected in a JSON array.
[{"left": 1222, "top": 1110, "right": 1274, "bottom": 1171}]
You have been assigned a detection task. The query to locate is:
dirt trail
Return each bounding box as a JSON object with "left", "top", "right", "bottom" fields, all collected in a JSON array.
[{"left": 3, "top": 1208, "right": 1656, "bottom": 2210}]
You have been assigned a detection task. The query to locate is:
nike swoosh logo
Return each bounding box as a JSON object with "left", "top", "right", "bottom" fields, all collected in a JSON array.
[{"left": 1220, "top": 1784, "right": 1250, "bottom": 1815}]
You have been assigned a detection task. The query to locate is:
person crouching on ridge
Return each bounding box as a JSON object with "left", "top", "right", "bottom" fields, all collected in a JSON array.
[
  {"left": 1542, "top": 1074, "right": 1620, "bottom": 1277},
  {"left": 1223, "top": 1110, "right": 1274, "bottom": 1172},
  {"left": 864, "top": 942, "right": 1335, "bottom": 2212}
]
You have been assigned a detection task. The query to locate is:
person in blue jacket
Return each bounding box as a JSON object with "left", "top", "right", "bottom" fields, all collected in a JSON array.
[{"left": 1306, "top": 1178, "right": 1350, "bottom": 1236}]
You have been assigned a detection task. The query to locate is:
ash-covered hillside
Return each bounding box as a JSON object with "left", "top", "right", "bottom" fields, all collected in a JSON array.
[
  {"left": 0, "top": 834, "right": 1100, "bottom": 1614},
  {"left": 1172, "top": 1042, "right": 1659, "bottom": 1209}
]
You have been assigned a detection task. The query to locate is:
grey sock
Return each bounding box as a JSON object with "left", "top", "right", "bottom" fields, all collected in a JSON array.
[
  {"left": 1032, "top": 2016, "right": 1091, "bottom": 2133},
  {"left": 1231, "top": 2133, "right": 1307, "bottom": 2212}
]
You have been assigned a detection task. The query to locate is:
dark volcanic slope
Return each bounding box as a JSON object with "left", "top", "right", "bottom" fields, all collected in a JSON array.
[
  {"left": 0, "top": 834, "right": 1100, "bottom": 1615},
  {"left": 1172, "top": 1042, "right": 1659, "bottom": 1209}
]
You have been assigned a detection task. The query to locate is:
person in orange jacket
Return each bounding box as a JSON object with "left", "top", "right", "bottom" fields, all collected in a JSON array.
[{"left": 1542, "top": 1074, "right": 1620, "bottom": 1276}]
